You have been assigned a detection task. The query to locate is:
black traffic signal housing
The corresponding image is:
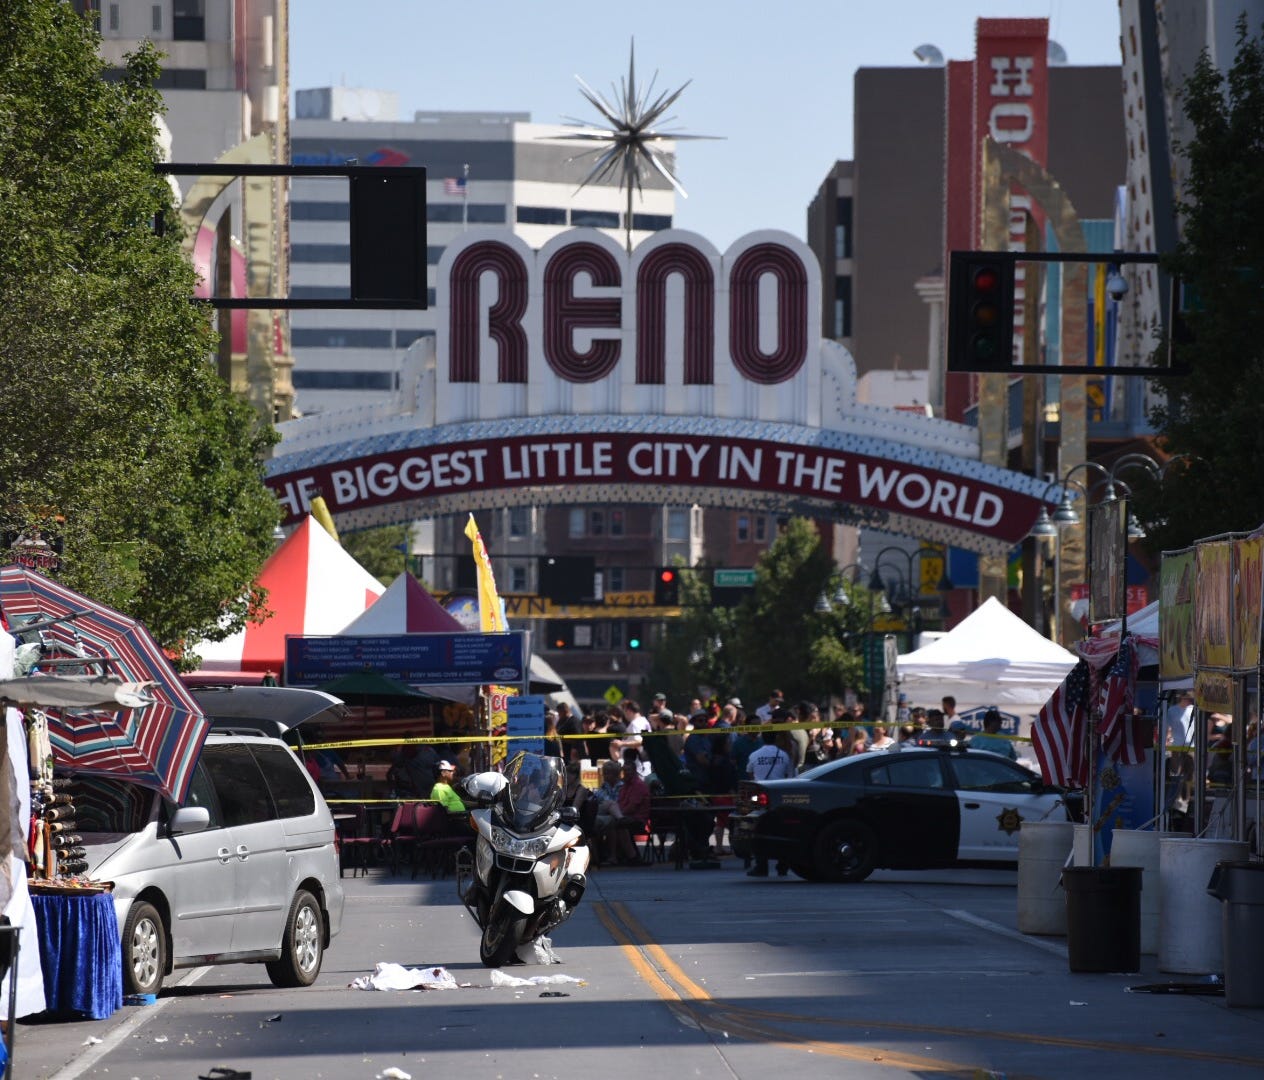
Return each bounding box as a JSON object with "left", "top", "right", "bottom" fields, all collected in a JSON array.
[
  {"left": 538, "top": 556, "right": 596, "bottom": 604},
  {"left": 653, "top": 567, "right": 680, "bottom": 606},
  {"left": 947, "top": 251, "right": 1015, "bottom": 373},
  {"left": 627, "top": 622, "right": 643, "bottom": 650}
]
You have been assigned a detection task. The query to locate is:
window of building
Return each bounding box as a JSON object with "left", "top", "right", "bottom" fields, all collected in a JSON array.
[
  {"left": 736, "top": 515, "right": 750, "bottom": 542},
  {"left": 516, "top": 206, "right": 567, "bottom": 226},
  {"left": 607, "top": 567, "right": 625, "bottom": 592},
  {"left": 427, "top": 245, "right": 445, "bottom": 265},
  {"left": 427, "top": 204, "right": 463, "bottom": 223},
  {"left": 632, "top": 212, "right": 672, "bottom": 232},
  {"left": 609, "top": 509, "right": 624, "bottom": 537},
  {"left": 835, "top": 196, "right": 853, "bottom": 258},
  {"left": 173, "top": 1, "right": 205, "bottom": 40},
  {"left": 609, "top": 622, "right": 625, "bottom": 649},
  {"left": 290, "top": 243, "right": 351, "bottom": 263},
  {"left": 571, "top": 209, "right": 619, "bottom": 228},
  {"left": 666, "top": 508, "right": 689, "bottom": 542},
  {"left": 395, "top": 329, "right": 435, "bottom": 349},
  {"left": 108, "top": 4, "right": 119, "bottom": 31},
  {"left": 291, "top": 370, "right": 397, "bottom": 391},
  {"left": 152, "top": 4, "right": 162, "bottom": 32},
  {"left": 573, "top": 624, "right": 594, "bottom": 648},
  {"left": 508, "top": 507, "right": 528, "bottom": 538},
  {"left": 291, "top": 202, "right": 350, "bottom": 222},
  {"left": 467, "top": 204, "right": 507, "bottom": 224},
  {"left": 291, "top": 328, "right": 392, "bottom": 349},
  {"left": 755, "top": 515, "right": 768, "bottom": 542},
  {"left": 510, "top": 564, "right": 528, "bottom": 592},
  {"left": 834, "top": 276, "right": 852, "bottom": 338},
  {"left": 568, "top": 509, "right": 585, "bottom": 538},
  {"left": 588, "top": 510, "right": 605, "bottom": 537}
]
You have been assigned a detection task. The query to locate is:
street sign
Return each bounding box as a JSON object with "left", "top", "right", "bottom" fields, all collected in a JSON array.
[
  {"left": 603, "top": 685, "right": 624, "bottom": 706},
  {"left": 713, "top": 568, "right": 756, "bottom": 587}
]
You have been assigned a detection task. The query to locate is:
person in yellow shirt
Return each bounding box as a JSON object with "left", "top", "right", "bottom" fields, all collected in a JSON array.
[{"left": 429, "top": 760, "right": 467, "bottom": 813}]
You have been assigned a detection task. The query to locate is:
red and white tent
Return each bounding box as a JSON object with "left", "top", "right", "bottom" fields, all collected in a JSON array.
[
  {"left": 193, "top": 516, "right": 385, "bottom": 676},
  {"left": 340, "top": 572, "right": 464, "bottom": 635}
]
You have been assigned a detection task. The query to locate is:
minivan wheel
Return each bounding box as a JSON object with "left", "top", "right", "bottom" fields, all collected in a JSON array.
[
  {"left": 266, "top": 890, "right": 324, "bottom": 988},
  {"left": 123, "top": 901, "right": 166, "bottom": 996}
]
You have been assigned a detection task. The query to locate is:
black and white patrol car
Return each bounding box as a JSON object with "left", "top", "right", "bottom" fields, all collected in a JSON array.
[{"left": 731, "top": 747, "right": 1081, "bottom": 882}]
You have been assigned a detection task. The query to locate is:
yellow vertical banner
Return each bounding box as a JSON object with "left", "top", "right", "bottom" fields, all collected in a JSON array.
[
  {"left": 464, "top": 513, "right": 507, "bottom": 632},
  {"left": 1233, "top": 535, "right": 1263, "bottom": 671},
  {"left": 1159, "top": 549, "right": 1196, "bottom": 679},
  {"left": 465, "top": 513, "right": 514, "bottom": 765},
  {"left": 1194, "top": 541, "right": 1233, "bottom": 669}
]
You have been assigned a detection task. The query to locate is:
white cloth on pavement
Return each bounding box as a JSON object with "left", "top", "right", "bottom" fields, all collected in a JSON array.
[
  {"left": 350, "top": 962, "right": 458, "bottom": 991},
  {"left": 489, "top": 970, "right": 585, "bottom": 988}
]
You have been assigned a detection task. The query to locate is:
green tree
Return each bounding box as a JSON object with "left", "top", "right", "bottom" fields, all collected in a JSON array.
[
  {"left": 0, "top": 0, "right": 279, "bottom": 653},
  {"left": 647, "top": 519, "right": 867, "bottom": 706},
  {"left": 342, "top": 524, "right": 409, "bottom": 585},
  {"left": 1143, "top": 17, "right": 1264, "bottom": 547}
]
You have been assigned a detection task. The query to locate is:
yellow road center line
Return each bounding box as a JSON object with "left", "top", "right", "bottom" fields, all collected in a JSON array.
[
  {"left": 597, "top": 900, "right": 1263, "bottom": 1072},
  {"left": 597, "top": 901, "right": 1009, "bottom": 1076}
]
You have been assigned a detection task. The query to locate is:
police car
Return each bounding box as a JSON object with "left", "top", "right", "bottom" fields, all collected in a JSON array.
[{"left": 731, "top": 747, "right": 1080, "bottom": 882}]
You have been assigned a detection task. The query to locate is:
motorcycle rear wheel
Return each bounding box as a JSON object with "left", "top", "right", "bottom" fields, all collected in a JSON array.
[{"left": 480, "top": 903, "right": 528, "bottom": 968}]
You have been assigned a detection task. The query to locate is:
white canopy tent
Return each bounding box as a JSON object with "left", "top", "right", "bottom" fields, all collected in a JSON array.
[{"left": 895, "top": 597, "right": 1079, "bottom": 736}]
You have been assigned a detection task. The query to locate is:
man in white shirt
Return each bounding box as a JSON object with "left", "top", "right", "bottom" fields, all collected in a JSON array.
[
  {"left": 746, "top": 731, "right": 793, "bottom": 781},
  {"left": 619, "top": 698, "right": 653, "bottom": 777},
  {"left": 1163, "top": 691, "right": 1195, "bottom": 749},
  {"left": 745, "top": 732, "right": 792, "bottom": 877},
  {"left": 756, "top": 690, "right": 784, "bottom": 723}
]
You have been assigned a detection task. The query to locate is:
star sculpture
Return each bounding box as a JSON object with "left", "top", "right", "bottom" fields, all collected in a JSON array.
[{"left": 556, "top": 41, "right": 719, "bottom": 252}]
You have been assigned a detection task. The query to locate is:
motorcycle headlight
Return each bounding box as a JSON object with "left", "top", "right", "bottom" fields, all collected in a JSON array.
[{"left": 490, "top": 826, "right": 550, "bottom": 858}]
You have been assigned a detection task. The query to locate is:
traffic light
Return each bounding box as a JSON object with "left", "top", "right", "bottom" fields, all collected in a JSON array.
[
  {"left": 653, "top": 567, "right": 680, "bottom": 606},
  {"left": 627, "top": 622, "right": 643, "bottom": 650},
  {"left": 538, "top": 555, "right": 596, "bottom": 604},
  {"left": 947, "top": 251, "right": 1015, "bottom": 373}
]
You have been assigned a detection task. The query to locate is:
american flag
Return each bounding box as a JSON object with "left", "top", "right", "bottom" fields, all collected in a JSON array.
[
  {"left": 1098, "top": 636, "right": 1145, "bottom": 765},
  {"left": 444, "top": 176, "right": 467, "bottom": 196},
  {"left": 1032, "top": 659, "right": 1090, "bottom": 787}
]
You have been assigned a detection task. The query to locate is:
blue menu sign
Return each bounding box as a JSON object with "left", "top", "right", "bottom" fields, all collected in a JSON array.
[
  {"left": 285, "top": 631, "right": 527, "bottom": 686},
  {"left": 505, "top": 695, "right": 546, "bottom": 757}
]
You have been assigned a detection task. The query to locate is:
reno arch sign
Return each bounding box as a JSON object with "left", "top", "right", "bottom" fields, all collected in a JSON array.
[{"left": 267, "top": 228, "right": 1051, "bottom": 554}]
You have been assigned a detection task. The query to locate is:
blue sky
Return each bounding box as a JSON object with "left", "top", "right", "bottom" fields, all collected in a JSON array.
[{"left": 291, "top": 1, "right": 1122, "bottom": 249}]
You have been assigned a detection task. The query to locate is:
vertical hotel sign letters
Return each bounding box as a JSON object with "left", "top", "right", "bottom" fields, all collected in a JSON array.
[{"left": 975, "top": 20, "right": 1049, "bottom": 362}]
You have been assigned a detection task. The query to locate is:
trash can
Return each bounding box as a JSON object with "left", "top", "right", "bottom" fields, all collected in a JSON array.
[
  {"left": 1206, "top": 860, "right": 1264, "bottom": 1007},
  {"left": 1061, "top": 865, "right": 1142, "bottom": 972}
]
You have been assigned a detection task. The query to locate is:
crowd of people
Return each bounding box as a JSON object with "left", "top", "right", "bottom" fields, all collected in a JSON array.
[{"left": 536, "top": 689, "right": 1021, "bottom": 868}]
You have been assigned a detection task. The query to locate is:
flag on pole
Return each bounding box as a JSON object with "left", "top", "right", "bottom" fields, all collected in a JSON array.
[
  {"left": 1098, "top": 636, "right": 1145, "bottom": 765},
  {"left": 444, "top": 176, "right": 467, "bottom": 196},
  {"left": 309, "top": 495, "right": 339, "bottom": 543},
  {"left": 1031, "top": 658, "right": 1090, "bottom": 787},
  {"left": 463, "top": 513, "right": 506, "bottom": 632}
]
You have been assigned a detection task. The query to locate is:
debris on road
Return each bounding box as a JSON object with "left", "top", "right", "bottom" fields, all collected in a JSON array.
[
  {"left": 489, "top": 971, "right": 585, "bottom": 989},
  {"left": 375, "top": 1068, "right": 412, "bottom": 1079},
  {"left": 350, "top": 963, "right": 460, "bottom": 991}
]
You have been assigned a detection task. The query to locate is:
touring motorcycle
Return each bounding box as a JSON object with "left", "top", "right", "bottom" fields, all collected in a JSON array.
[{"left": 455, "top": 752, "right": 590, "bottom": 967}]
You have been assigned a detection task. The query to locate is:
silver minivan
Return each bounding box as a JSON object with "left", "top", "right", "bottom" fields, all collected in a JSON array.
[{"left": 71, "top": 687, "right": 347, "bottom": 995}]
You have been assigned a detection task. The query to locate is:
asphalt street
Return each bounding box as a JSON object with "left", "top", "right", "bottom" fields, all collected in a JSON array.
[{"left": 19, "top": 859, "right": 1264, "bottom": 1080}]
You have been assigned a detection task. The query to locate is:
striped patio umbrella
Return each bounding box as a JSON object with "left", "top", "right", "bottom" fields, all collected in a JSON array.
[{"left": 0, "top": 565, "right": 209, "bottom": 803}]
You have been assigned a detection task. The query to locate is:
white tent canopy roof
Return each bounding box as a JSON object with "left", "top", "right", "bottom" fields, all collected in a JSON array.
[{"left": 896, "top": 597, "right": 1078, "bottom": 707}]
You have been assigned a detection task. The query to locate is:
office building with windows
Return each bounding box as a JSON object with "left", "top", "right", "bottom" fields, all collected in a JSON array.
[{"left": 288, "top": 93, "right": 676, "bottom": 415}]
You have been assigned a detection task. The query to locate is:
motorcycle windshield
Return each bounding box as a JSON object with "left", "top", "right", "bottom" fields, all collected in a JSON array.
[{"left": 497, "top": 752, "right": 564, "bottom": 833}]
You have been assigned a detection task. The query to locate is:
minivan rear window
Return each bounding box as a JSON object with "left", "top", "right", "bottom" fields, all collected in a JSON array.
[
  {"left": 250, "top": 744, "right": 317, "bottom": 818},
  {"left": 201, "top": 744, "right": 276, "bottom": 827},
  {"left": 66, "top": 778, "right": 154, "bottom": 833}
]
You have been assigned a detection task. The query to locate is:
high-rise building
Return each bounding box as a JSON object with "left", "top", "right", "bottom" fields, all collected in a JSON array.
[{"left": 288, "top": 96, "right": 676, "bottom": 416}]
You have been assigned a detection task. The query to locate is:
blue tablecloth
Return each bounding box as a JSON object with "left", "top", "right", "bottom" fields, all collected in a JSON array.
[{"left": 30, "top": 891, "right": 123, "bottom": 1020}]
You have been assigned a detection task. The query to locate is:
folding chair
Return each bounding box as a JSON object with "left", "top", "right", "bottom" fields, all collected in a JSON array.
[
  {"left": 385, "top": 803, "right": 419, "bottom": 875},
  {"left": 338, "top": 805, "right": 376, "bottom": 878},
  {"left": 410, "top": 803, "right": 472, "bottom": 880}
]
